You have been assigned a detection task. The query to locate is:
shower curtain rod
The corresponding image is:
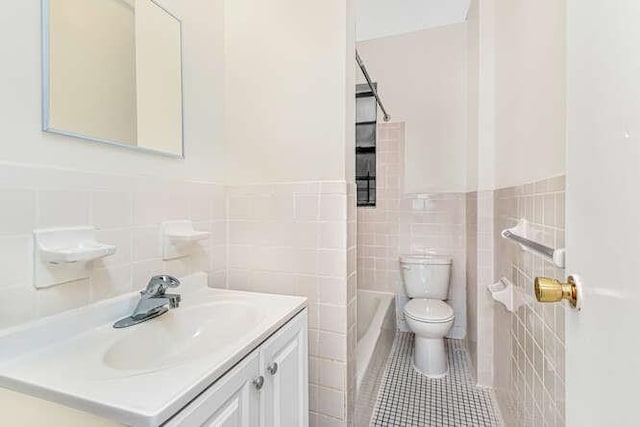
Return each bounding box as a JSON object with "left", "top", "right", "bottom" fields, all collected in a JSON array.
[{"left": 356, "top": 50, "right": 391, "bottom": 122}]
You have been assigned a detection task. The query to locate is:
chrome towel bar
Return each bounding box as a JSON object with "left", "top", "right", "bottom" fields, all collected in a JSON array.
[{"left": 501, "top": 219, "right": 566, "bottom": 268}]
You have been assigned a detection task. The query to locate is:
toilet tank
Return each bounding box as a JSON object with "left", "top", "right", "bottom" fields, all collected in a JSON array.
[{"left": 400, "top": 255, "right": 452, "bottom": 299}]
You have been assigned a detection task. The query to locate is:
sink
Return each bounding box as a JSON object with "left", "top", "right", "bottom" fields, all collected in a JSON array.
[
  {"left": 0, "top": 273, "right": 307, "bottom": 426},
  {"left": 103, "top": 300, "right": 265, "bottom": 373}
]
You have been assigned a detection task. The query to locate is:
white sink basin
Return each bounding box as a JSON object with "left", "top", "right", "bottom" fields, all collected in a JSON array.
[
  {"left": 104, "top": 300, "right": 265, "bottom": 372},
  {"left": 0, "top": 273, "right": 306, "bottom": 427}
]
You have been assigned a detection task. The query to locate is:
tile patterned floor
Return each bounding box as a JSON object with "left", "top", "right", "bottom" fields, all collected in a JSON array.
[{"left": 371, "top": 333, "right": 501, "bottom": 427}]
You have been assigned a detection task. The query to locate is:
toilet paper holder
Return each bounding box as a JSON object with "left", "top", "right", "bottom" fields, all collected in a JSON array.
[{"left": 487, "top": 277, "right": 527, "bottom": 313}]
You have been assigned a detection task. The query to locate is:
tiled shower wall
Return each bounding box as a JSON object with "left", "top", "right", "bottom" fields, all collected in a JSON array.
[
  {"left": 0, "top": 162, "right": 227, "bottom": 330},
  {"left": 493, "top": 176, "right": 566, "bottom": 426},
  {"left": 346, "top": 183, "right": 357, "bottom": 426},
  {"left": 465, "top": 190, "right": 494, "bottom": 386},
  {"left": 357, "top": 123, "right": 466, "bottom": 338},
  {"left": 225, "top": 181, "right": 356, "bottom": 426}
]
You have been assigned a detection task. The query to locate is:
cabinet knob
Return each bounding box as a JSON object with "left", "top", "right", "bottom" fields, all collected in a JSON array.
[
  {"left": 267, "top": 362, "right": 279, "bottom": 375},
  {"left": 252, "top": 376, "right": 265, "bottom": 390}
]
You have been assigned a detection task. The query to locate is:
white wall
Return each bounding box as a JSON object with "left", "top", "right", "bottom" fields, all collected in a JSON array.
[
  {"left": 465, "top": 0, "right": 496, "bottom": 388},
  {"left": 463, "top": 0, "right": 567, "bottom": 421},
  {"left": 344, "top": 0, "right": 356, "bottom": 183},
  {"left": 224, "top": 0, "right": 353, "bottom": 185},
  {"left": 466, "top": 0, "right": 479, "bottom": 191},
  {"left": 493, "top": 0, "right": 566, "bottom": 189},
  {"left": 465, "top": 0, "right": 566, "bottom": 400},
  {"left": 357, "top": 24, "right": 468, "bottom": 194},
  {"left": 476, "top": 0, "right": 496, "bottom": 192},
  {"left": 0, "top": 0, "right": 230, "bottom": 330},
  {"left": 1, "top": 2, "right": 356, "bottom": 425},
  {"left": 466, "top": 0, "right": 564, "bottom": 192},
  {"left": 0, "top": 0, "right": 225, "bottom": 182},
  {"left": 356, "top": 0, "right": 470, "bottom": 41},
  {"left": 224, "top": 1, "right": 356, "bottom": 423},
  {"left": 466, "top": 0, "right": 496, "bottom": 192}
]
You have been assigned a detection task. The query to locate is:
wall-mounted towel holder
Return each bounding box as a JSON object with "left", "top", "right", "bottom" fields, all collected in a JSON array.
[{"left": 501, "top": 219, "right": 565, "bottom": 268}]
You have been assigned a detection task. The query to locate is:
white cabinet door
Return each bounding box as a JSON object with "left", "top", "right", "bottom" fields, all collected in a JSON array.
[
  {"left": 165, "top": 310, "right": 308, "bottom": 427},
  {"left": 165, "top": 352, "right": 261, "bottom": 427},
  {"left": 260, "top": 309, "right": 309, "bottom": 427},
  {"left": 261, "top": 310, "right": 308, "bottom": 427}
]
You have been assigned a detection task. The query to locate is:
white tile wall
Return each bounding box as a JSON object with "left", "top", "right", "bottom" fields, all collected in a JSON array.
[
  {"left": 466, "top": 190, "right": 495, "bottom": 386},
  {"left": 0, "top": 162, "right": 355, "bottom": 425},
  {"left": 0, "top": 162, "right": 227, "bottom": 330},
  {"left": 225, "top": 181, "right": 357, "bottom": 426},
  {"left": 493, "top": 176, "right": 566, "bottom": 427},
  {"left": 357, "top": 123, "right": 467, "bottom": 338},
  {"left": 0, "top": 189, "right": 37, "bottom": 235},
  {"left": 346, "top": 183, "right": 357, "bottom": 426}
]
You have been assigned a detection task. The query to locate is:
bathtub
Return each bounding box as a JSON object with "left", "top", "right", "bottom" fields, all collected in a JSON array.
[{"left": 356, "top": 290, "right": 396, "bottom": 389}]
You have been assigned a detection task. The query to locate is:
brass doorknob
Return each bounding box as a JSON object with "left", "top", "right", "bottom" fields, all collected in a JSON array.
[{"left": 534, "top": 276, "right": 579, "bottom": 308}]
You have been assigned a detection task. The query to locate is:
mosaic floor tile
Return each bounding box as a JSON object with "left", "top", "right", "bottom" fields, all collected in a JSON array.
[{"left": 371, "top": 333, "right": 501, "bottom": 427}]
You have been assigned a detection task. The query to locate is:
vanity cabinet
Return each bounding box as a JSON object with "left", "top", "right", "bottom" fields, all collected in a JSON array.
[
  {"left": 261, "top": 309, "right": 308, "bottom": 427},
  {"left": 165, "top": 309, "right": 308, "bottom": 427},
  {"left": 164, "top": 352, "right": 261, "bottom": 427}
]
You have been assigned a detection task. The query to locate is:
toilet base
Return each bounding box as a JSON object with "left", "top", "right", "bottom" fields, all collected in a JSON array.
[{"left": 412, "top": 336, "right": 448, "bottom": 378}]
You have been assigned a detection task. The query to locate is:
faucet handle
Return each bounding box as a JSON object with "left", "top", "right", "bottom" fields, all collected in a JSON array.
[{"left": 145, "top": 275, "right": 181, "bottom": 296}]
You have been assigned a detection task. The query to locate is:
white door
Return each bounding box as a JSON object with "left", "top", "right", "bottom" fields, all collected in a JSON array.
[
  {"left": 165, "top": 352, "right": 261, "bottom": 427},
  {"left": 566, "top": 1, "right": 640, "bottom": 425},
  {"left": 261, "top": 310, "right": 308, "bottom": 427}
]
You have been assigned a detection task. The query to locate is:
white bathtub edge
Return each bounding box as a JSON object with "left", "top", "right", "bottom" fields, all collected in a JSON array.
[{"left": 356, "top": 290, "right": 395, "bottom": 389}]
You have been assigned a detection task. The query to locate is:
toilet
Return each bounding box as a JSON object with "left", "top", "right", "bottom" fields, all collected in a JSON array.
[{"left": 400, "top": 254, "right": 455, "bottom": 378}]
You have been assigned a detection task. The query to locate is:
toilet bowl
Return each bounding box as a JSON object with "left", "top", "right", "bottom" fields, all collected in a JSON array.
[
  {"left": 403, "top": 298, "right": 455, "bottom": 377},
  {"left": 400, "top": 254, "right": 455, "bottom": 378}
]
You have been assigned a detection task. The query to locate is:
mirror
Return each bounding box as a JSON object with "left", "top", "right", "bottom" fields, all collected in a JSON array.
[{"left": 42, "top": 0, "right": 184, "bottom": 157}]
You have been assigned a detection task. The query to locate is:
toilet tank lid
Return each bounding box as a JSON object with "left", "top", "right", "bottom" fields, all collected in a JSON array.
[{"left": 400, "top": 254, "right": 452, "bottom": 265}]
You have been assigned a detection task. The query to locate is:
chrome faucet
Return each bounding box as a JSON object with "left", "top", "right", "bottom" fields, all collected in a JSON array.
[{"left": 113, "top": 275, "right": 181, "bottom": 328}]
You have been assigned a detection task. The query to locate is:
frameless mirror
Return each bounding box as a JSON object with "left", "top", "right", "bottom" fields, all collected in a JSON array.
[{"left": 42, "top": 0, "right": 184, "bottom": 157}]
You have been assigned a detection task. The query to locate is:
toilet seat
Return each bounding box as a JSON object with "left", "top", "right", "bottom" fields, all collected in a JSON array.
[{"left": 404, "top": 299, "right": 454, "bottom": 323}]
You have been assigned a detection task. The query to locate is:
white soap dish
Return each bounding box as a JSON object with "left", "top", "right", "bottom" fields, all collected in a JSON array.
[
  {"left": 166, "top": 230, "right": 210, "bottom": 242},
  {"left": 41, "top": 243, "right": 116, "bottom": 264},
  {"left": 34, "top": 226, "right": 117, "bottom": 288},
  {"left": 36, "top": 227, "right": 116, "bottom": 264},
  {"left": 162, "top": 220, "right": 211, "bottom": 260}
]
